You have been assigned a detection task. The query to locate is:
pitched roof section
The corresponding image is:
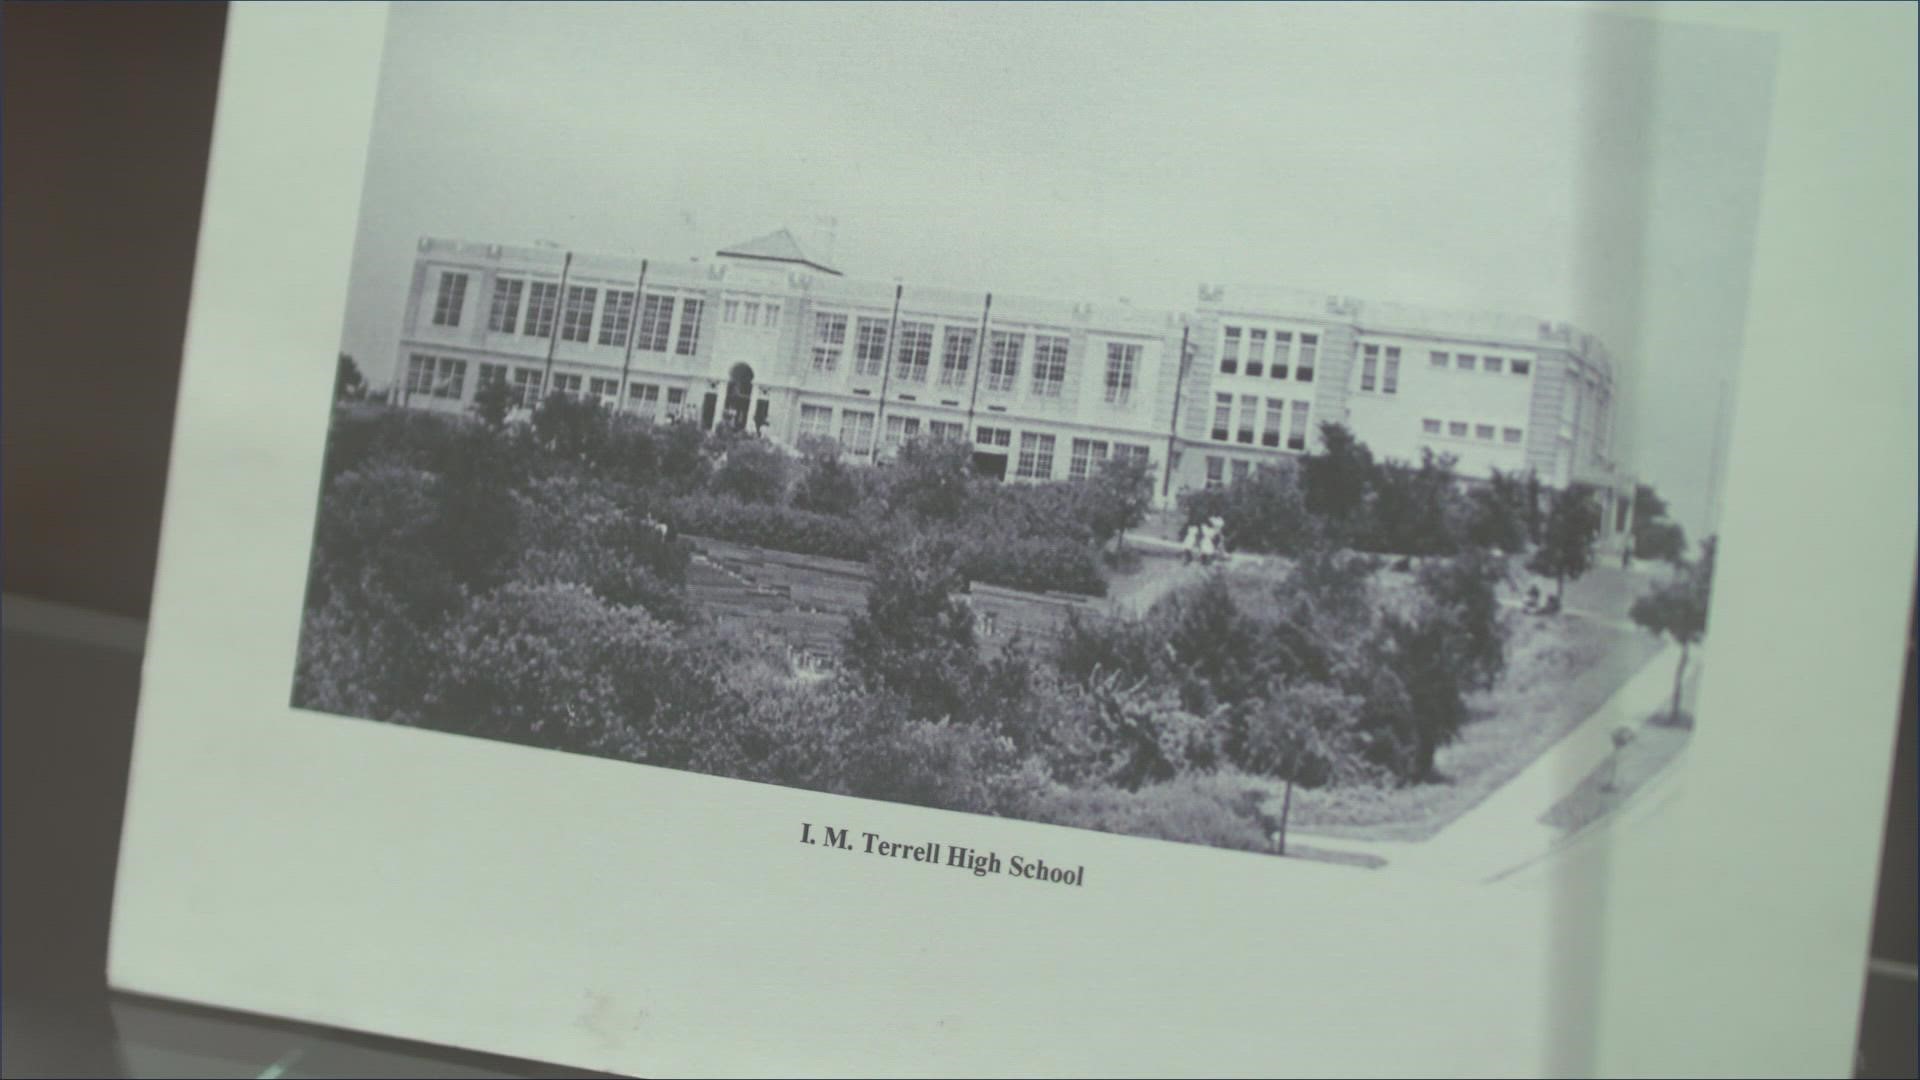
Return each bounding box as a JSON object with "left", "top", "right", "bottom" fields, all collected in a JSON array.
[{"left": 715, "top": 228, "right": 842, "bottom": 276}]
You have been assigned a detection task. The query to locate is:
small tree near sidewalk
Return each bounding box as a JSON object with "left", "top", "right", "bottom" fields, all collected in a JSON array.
[
  {"left": 1628, "top": 536, "right": 1717, "bottom": 725},
  {"left": 1527, "top": 483, "right": 1602, "bottom": 604}
]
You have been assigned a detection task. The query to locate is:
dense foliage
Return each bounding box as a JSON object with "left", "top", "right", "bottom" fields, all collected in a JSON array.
[{"left": 295, "top": 401, "right": 1632, "bottom": 857}]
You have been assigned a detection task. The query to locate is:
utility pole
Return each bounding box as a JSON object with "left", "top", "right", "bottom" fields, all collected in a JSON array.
[
  {"left": 962, "top": 292, "right": 993, "bottom": 432},
  {"left": 540, "top": 251, "right": 574, "bottom": 393},
  {"left": 1161, "top": 323, "right": 1192, "bottom": 499},
  {"left": 870, "top": 282, "right": 904, "bottom": 463},
  {"left": 616, "top": 259, "right": 649, "bottom": 412}
]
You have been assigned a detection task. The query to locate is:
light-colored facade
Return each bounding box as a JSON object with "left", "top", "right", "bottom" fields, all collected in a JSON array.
[{"left": 389, "top": 230, "right": 1631, "bottom": 546}]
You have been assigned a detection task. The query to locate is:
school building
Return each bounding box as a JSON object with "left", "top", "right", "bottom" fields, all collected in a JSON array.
[{"left": 390, "top": 228, "right": 1634, "bottom": 546}]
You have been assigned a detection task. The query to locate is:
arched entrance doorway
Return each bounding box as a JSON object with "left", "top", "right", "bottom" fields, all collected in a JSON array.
[{"left": 723, "top": 363, "right": 754, "bottom": 431}]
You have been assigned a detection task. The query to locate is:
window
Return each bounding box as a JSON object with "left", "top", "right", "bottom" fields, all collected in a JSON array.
[
  {"left": 511, "top": 368, "right": 543, "bottom": 408},
  {"left": 1104, "top": 343, "right": 1139, "bottom": 405},
  {"left": 405, "top": 354, "right": 466, "bottom": 399},
  {"left": 665, "top": 387, "right": 687, "bottom": 419},
  {"left": 1246, "top": 329, "right": 1267, "bottom": 378},
  {"left": 1382, "top": 346, "right": 1401, "bottom": 394},
  {"left": 1448, "top": 421, "right": 1469, "bottom": 437},
  {"left": 549, "top": 373, "right": 582, "bottom": 398},
  {"left": 1211, "top": 393, "right": 1233, "bottom": 441},
  {"left": 1205, "top": 457, "right": 1225, "bottom": 489},
  {"left": 1220, "top": 327, "right": 1241, "bottom": 375},
  {"left": 1297, "top": 333, "right": 1317, "bottom": 381},
  {"left": 723, "top": 300, "right": 740, "bottom": 323},
  {"left": 1263, "top": 399, "right": 1285, "bottom": 447},
  {"left": 627, "top": 382, "right": 660, "bottom": 421},
  {"left": 1422, "top": 418, "right": 1442, "bottom": 434},
  {"left": 1288, "top": 401, "right": 1310, "bottom": 451},
  {"left": 1271, "top": 331, "right": 1292, "bottom": 379},
  {"left": 812, "top": 313, "right": 848, "bottom": 372},
  {"left": 1068, "top": 438, "right": 1110, "bottom": 481},
  {"left": 765, "top": 303, "right": 780, "bottom": 327},
  {"left": 432, "top": 272, "right": 468, "bottom": 327},
  {"left": 1457, "top": 353, "right": 1477, "bottom": 371},
  {"left": 854, "top": 319, "right": 889, "bottom": 376},
  {"left": 598, "top": 290, "right": 636, "bottom": 346},
  {"left": 976, "top": 426, "right": 1011, "bottom": 449},
  {"left": 1231, "top": 460, "right": 1251, "bottom": 483},
  {"left": 1483, "top": 356, "right": 1504, "bottom": 374},
  {"left": 987, "top": 331, "right": 1022, "bottom": 392},
  {"left": 635, "top": 294, "right": 672, "bottom": 351},
  {"left": 1015, "top": 433, "right": 1056, "bottom": 480},
  {"left": 524, "top": 281, "right": 560, "bottom": 338},
  {"left": 1430, "top": 350, "right": 1449, "bottom": 368},
  {"left": 589, "top": 377, "right": 619, "bottom": 408},
  {"left": 894, "top": 321, "right": 933, "bottom": 382},
  {"left": 1113, "top": 443, "right": 1151, "bottom": 468},
  {"left": 1476, "top": 423, "right": 1496, "bottom": 441},
  {"left": 1503, "top": 426, "right": 1524, "bottom": 444},
  {"left": 797, "top": 404, "right": 834, "bottom": 440},
  {"left": 939, "top": 328, "right": 976, "bottom": 388},
  {"left": 560, "top": 285, "right": 598, "bottom": 343},
  {"left": 744, "top": 302, "right": 761, "bottom": 326},
  {"left": 478, "top": 363, "right": 508, "bottom": 391},
  {"left": 1360, "top": 344, "right": 1379, "bottom": 392},
  {"left": 487, "top": 278, "right": 524, "bottom": 333},
  {"left": 1030, "top": 335, "right": 1069, "bottom": 397},
  {"left": 928, "top": 420, "right": 966, "bottom": 441},
  {"left": 839, "top": 410, "right": 876, "bottom": 453},
  {"left": 884, "top": 415, "right": 921, "bottom": 446},
  {"left": 675, "top": 299, "right": 704, "bottom": 355},
  {"left": 1237, "top": 395, "right": 1258, "bottom": 444},
  {"left": 1510, "top": 358, "right": 1532, "bottom": 376}
]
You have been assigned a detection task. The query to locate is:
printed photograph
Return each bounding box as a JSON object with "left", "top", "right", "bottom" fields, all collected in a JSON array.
[{"left": 294, "top": 3, "right": 1774, "bottom": 883}]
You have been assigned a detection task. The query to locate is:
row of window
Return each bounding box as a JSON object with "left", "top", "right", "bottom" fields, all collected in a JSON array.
[
  {"left": 405, "top": 354, "right": 699, "bottom": 419},
  {"left": 1209, "top": 393, "right": 1312, "bottom": 451},
  {"left": 1204, "top": 456, "right": 1267, "bottom": 489},
  {"left": 791, "top": 402, "right": 1148, "bottom": 482},
  {"left": 1421, "top": 417, "right": 1525, "bottom": 445},
  {"left": 810, "top": 314, "right": 1141, "bottom": 406},
  {"left": 1219, "top": 326, "right": 1320, "bottom": 382},
  {"left": 721, "top": 298, "right": 782, "bottom": 329},
  {"left": 431, "top": 272, "right": 707, "bottom": 356},
  {"left": 1427, "top": 349, "right": 1532, "bottom": 377}
]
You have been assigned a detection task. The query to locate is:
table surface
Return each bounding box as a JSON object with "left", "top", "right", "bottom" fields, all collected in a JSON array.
[{"left": 1, "top": 597, "right": 1910, "bottom": 1078}]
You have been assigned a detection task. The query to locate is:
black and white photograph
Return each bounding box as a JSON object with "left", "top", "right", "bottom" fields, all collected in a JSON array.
[{"left": 291, "top": 2, "right": 1774, "bottom": 883}]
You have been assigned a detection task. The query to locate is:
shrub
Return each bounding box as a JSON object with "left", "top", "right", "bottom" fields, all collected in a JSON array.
[
  {"left": 887, "top": 436, "right": 973, "bottom": 521},
  {"left": 309, "top": 463, "right": 462, "bottom": 622},
  {"left": 421, "top": 582, "right": 730, "bottom": 767},
  {"left": 955, "top": 532, "right": 1107, "bottom": 597},
  {"left": 712, "top": 439, "right": 792, "bottom": 505},
  {"left": 1022, "top": 772, "right": 1277, "bottom": 853},
  {"left": 531, "top": 393, "right": 614, "bottom": 462},
  {"left": 790, "top": 449, "right": 867, "bottom": 516},
  {"left": 1077, "top": 454, "right": 1155, "bottom": 549},
  {"left": 844, "top": 534, "right": 981, "bottom": 721}
]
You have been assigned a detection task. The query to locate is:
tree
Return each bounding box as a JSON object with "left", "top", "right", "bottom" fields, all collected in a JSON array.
[
  {"left": 887, "top": 436, "right": 973, "bottom": 522},
  {"left": 712, "top": 439, "right": 791, "bottom": 504},
  {"left": 334, "top": 353, "right": 367, "bottom": 402},
  {"left": 1243, "top": 681, "right": 1364, "bottom": 854},
  {"left": 1465, "top": 468, "right": 1531, "bottom": 553},
  {"left": 792, "top": 447, "right": 865, "bottom": 516},
  {"left": 1367, "top": 449, "right": 1460, "bottom": 557},
  {"left": 1527, "top": 484, "right": 1602, "bottom": 603},
  {"left": 843, "top": 534, "right": 981, "bottom": 721},
  {"left": 1631, "top": 483, "right": 1689, "bottom": 562},
  {"left": 1300, "top": 422, "right": 1374, "bottom": 532},
  {"left": 470, "top": 375, "right": 514, "bottom": 428},
  {"left": 1077, "top": 453, "right": 1154, "bottom": 551},
  {"left": 1629, "top": 535, "right": 1716, "bottom": 724}
]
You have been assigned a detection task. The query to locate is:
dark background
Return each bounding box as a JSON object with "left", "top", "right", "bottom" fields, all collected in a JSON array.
[{"left": 0, "top": 3, "right": 1911, "bottom": 1076}]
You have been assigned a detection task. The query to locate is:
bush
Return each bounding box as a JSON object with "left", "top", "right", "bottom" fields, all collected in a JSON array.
[
  {"left": 309, "top": 463, "right": 462, "bottom": 622},
  {"left": 1022, "top": 772, "right": 1277, "bottom": 852},
  {"left": 887, "top": 436, "right": 973, "bottom": 521},
  {"left": 844, "top": 534, "right": 981, "bottom": 721},
  {"left": 531, "top": 393, "right": 614, "bottom": 462},
  {"left": 421, "top": 582, "right": 731, "bottom": 767},
  {"left": 956, "top": 532, "right": 1108, "bottom": 597},
  {"left": 712, "top": 439, "right": 792, "bottom": 505},
  {"left": 791, "top": 449, "right": 867, "bottom": 516}
]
